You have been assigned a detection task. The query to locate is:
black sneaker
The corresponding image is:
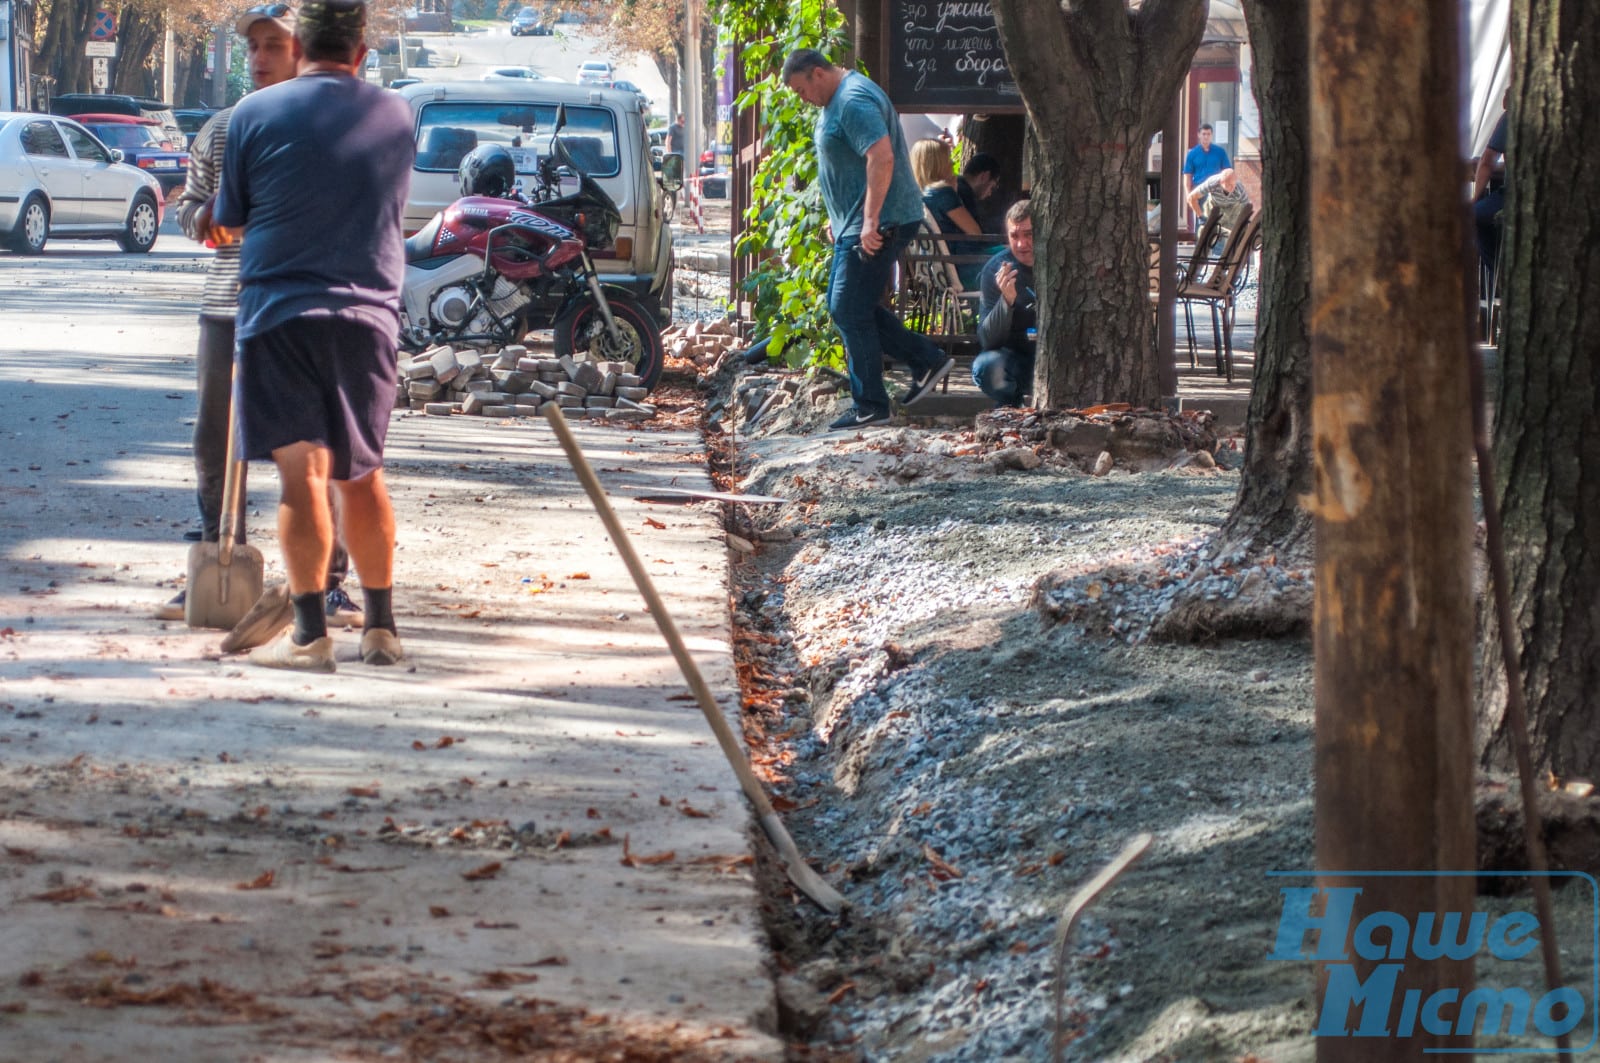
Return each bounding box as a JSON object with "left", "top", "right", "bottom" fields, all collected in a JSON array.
[
  {"left": 325, "top": 586, "right": 366, "bottom": 629},
  {"left": 897, "top": 357, "right": 956, "bottom": 407},
  {"left": 827, "top": 407, "right": 892, "bottom": 432}
]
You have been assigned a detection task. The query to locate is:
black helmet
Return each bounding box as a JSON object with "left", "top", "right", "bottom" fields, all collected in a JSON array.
[{"left": 458, "top": 144, "right": 517, "bottom": 198}]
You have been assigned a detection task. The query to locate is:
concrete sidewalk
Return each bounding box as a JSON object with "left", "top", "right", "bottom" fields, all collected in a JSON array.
[{"left": 0, "top": 249, "right": 779, "bottom": 1060}]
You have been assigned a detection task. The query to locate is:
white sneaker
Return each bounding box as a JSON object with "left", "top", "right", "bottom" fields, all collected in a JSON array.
[{"left": 249, "top": 629, "right": 335, "bottom": 673}]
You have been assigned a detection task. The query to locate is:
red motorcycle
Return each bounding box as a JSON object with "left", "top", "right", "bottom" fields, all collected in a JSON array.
[{"left": 399, "top": 108, "right": 666, "bottom": 389}]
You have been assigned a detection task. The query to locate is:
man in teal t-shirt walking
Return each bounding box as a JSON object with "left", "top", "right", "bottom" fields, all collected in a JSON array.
[{"left": 782, "top": 49, "right": 954, "bottom": 431}]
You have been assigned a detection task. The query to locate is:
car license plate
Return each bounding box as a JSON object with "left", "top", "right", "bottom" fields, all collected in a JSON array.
[{"left": 152, "top": 160, "right": 177, "bottom": 168}]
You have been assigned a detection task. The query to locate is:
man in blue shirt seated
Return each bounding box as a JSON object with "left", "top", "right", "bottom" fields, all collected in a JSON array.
[{"left": 972, "top": 200, "right": 1037, "bottom": 408}]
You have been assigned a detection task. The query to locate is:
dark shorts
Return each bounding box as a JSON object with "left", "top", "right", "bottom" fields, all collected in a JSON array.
[{"left": 236, "top": 316, "right": 398, "bottom": 482}]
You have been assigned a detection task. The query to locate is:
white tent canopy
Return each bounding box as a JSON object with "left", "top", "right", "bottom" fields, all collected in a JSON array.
[{"left": 1467, "top": 0, "right": 1512, "bottom": 156}]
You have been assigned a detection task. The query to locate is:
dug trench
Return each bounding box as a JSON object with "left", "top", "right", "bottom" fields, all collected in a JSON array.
[{"left": 693, "top": 358, "right": 1600, "bottom": 1061}]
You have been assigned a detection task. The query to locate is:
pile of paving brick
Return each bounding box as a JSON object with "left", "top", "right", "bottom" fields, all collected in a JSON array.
[
  {"left": 399, "top": 345, "right": 657, "bottom": 422},
  {"left": 663, "top": 318, "right": 741, "bottom": 370}
]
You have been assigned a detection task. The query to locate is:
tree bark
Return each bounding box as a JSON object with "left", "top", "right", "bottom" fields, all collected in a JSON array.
[
  {"left": 987, "top": 0, "right": 1206, "bottom": 409},
  {"left": 1477, "top": 0, "right": 1600, "bottom": 778},
  {"left": 1214, "top": 0, "right": 1314, "bottom": 565},
  {"left": 1310, "top": 0, "right": 1476, "bottom": 1055},
  {"left": 114, "top": 6, "right": 162, "bottom": 98}
]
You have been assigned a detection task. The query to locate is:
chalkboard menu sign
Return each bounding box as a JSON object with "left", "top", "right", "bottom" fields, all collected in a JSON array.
[{"left": 881, "top": 0, "right": 1024, "bottom": 114}]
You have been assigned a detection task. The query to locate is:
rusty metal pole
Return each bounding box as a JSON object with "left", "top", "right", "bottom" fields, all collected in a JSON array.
[{"left": 1308, "top": 0, "right": 1477, "bottom": 1056}]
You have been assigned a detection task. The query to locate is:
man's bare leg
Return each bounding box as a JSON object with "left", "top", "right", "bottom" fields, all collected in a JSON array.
[
  {"left": 334, "top": 468, "right": 403, "bottom": 664},
  {"left": 249, "top": 440, "right": 338, "bottom": 671}
]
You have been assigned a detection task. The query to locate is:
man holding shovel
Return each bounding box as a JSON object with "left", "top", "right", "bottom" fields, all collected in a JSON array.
[
  {"left": 160, "top": 2, "right": 364, "bottom": 644},
  {"left": 212, "top": 0, "right": 414, "bottom": 671}
]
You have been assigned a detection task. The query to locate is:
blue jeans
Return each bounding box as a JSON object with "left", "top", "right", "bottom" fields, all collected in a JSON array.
[
  {"left": 829, "top": 222, "right": 946, "bottom": 415},
  {"left": 972, "top": 346, "right": 1035, "bottom": 407}
]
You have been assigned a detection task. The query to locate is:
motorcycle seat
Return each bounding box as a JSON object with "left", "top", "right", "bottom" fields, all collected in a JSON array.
[{"left": 405, "top": 214, "right": 451, "bottom": 266}]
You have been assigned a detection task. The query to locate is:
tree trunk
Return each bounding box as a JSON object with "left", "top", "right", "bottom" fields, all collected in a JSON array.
[
  {"left": 114, "top": 6, "right": 161, "bottom": 98},
  {"left": 1477, "top": 0, "right": 1600, "bottom": 778},
  {"left": 1310, "top": 0, "right": 1476, "bottom": 1056},
  {"left": 1215, "top": 0, "right": 1314, "bottom": 564},
  {"left": 38, "top": 0, "right": 95, "bottom": 96},
  {"left": 988, "top": 0, "right": 1206, "bottom": 409}
]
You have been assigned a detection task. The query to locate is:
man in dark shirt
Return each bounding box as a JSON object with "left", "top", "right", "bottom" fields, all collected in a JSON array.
[
  {"left": 667, "top": 113, "right": 686, "bottom": 155},
  {"left": 213, "top": 0, "right": 415, "bottom": 672},
  {"left": 1472, "top": 98, "right": 1509, "bottom": 270},
  {"left": 973, "top": 199, "right": 1037, "bottom": 408}
]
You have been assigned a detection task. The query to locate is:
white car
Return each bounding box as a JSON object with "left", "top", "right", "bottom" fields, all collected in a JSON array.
[
  {"left": 610, "top": 79, "right": 652, "bottom": 112},
  {"left": 396, "top": 80, "right": 675, "bottom": 325},
  {"left": 575, "top": 60, "right": 614, "bottom": 85},
  {"left": 483, "top": 66, "right": 545, "bottom": 82},
  {"left": 0, "top": 112, "right": 164, "bottom": 254}
]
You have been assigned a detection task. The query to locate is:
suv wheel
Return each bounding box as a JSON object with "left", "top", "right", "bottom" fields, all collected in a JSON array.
[
  {"left": 119, "top": 193, "right": 159, "bottom": 253},
  {"left": 8, "top": 195, "right": 49, "bottom": 254}
]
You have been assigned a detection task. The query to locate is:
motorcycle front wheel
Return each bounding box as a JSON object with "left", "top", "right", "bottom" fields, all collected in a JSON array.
[{"left": 552, "top": 294, "right": 665, "bottom": 392}]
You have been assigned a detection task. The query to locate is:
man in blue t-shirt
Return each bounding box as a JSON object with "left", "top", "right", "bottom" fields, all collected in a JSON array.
[
  {"left": 212, "top": 0, "right": 415, "bottom": 673},
  {"left": 781, "top": 49, "right": 954, "bottom": 431},
  {"left": 1182, "top": 124, "right": 1231, "bottom": 219}
]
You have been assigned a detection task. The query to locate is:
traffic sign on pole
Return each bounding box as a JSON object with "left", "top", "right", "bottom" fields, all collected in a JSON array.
[
  {"left": 85, "top": 41, "right": 117, "bottom": 57},
  {"left": 91, "top": 9, "right": 116, "bottom": 39},
  {"left": 92, "top": 57, "right": 109, "bottom": 90}
]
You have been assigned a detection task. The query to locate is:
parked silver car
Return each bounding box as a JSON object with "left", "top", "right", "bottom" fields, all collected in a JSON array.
[{"left": 0, "top": 112, "right": 164, "bottom": 254}]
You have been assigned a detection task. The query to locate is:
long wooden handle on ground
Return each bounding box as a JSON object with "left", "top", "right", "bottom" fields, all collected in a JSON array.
[
  {"left": 1052, "top": 833, "right": 1150, "bottom": 1063},
  {"left": 1468, "top": 340, "right": 1570, "bottom": 1052},
  {"left": 542, "top": 404, "right": 848, "bottom": 915}
]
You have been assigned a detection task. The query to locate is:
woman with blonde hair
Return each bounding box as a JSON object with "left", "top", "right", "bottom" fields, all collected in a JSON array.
[{"left": 911, "top": 138, "right": 991, "bottom": 287}]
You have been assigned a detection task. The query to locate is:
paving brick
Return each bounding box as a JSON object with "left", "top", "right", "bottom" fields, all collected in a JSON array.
[
  {"left": 429, "top": 347, "right": 462, "bottom": 384},
  {"left": 514, "top": 393, "right": 545, "bottom": 406},
  {"left": 424, "top": 403, "right": 455, "bottom": 416},
  {"left": 492, "top": 369, "right": 533, "bottom": 394},
  {"left": 558, "top": 355, "right": 580, "bottom": 381},
  {"left": 482, "top": 404, "right": 517, "bottom": 417},
  {"left": 616, "top": 386, "right": 650, "bottom": 401},
  {"left": 494, "top": 344, "right": 528, "bottom": 370},
  {"left": 462, "top": 378, "right": 494, "bottom": 393},
  {"left": 408, "top": 379, "right": 443, "bottom": 400},
  {"left": 616, "top": 373, "right": 643, "bottom": 388},
  {"left": 598, "top": 371, "right": 618, "bottom": 396},
  {"left": 455, "top": 350, "right": 483, "bottom": 375},
  {"left": 572, "top": 360, "right": 605, "bottom": 393},
  {"left": 538, "top": 359, "right": 566, "bottom": 373},
  {"left": 530, "top": 380, "right": 559, "bottom": 399},
  {"left": 584, "top": 395, "right": 616, "bottom": 408},
  {"left": 405, "top": 358, "right": 438, "bottom": 380},
  {"left": 556, "top": 381, "right": 588, "bottom": 397},
  {"left": 557, "top": 395, "right": 584, "bottom": 408},
  {"left": 605, "top": 408, "right": 650, "bottom": 422},
  {"left": 517, "top": 358, "right": 542, "bottom": 373},
  {"left": 539, "top": 371, "right": 565, "bottom": 384}
]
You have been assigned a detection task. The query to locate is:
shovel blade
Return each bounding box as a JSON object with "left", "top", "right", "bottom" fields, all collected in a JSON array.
[{"left": 184, "top": 541, "right": 266, "bottom": 630}]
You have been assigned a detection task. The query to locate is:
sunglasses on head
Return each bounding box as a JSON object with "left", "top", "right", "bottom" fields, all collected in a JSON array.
[{"left": 245, "top": 3, "right": 291, "bottom": 15}]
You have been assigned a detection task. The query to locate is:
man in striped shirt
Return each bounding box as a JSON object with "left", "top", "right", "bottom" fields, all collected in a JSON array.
[{"left": 159, "top": 2, "right": 363, "bottom": 644}]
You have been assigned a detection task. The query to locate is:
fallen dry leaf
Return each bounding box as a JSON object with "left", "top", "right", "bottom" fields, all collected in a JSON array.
[
  {"left": 620, "top": 835, "right": 675, "bottom": 867},
  {"left": 922, "top": 845, "right": 964, "bottom": 881},
  {"left": 461, "top": 861, "right": 503, "bottom": 882},
  {"left": 235, "top": 870, "right": 276, "bottom": 891},
  {"left": 428, "top": 906, "right": 451, "bottom": 918},
  {"left": 677, "top": 802, "right": 712, "bottom": 819},
  {"left": 567, "top": 571, "right": 591, "bottom": 580},
  {"left": 32, "top": 884, "right": 96, "bottom": 903},
  {"left": 474, "top": 970, "right": 540, "bottom": 989},
  {"left": 347, "top": 786, "right": 381, "bottom": 799},
  {"left": 826, "top": 981, "right": 857, "bottom": 1004},
  {"left": 643, "top": 517, "right": 667, "bottom": 530},
  {"left": 473, "top": 920, "right": 519, "bottom": 930}
]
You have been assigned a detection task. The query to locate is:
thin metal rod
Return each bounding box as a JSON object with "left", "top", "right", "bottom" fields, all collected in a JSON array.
[
  {"left": 1468, "top": 322, "right": 1570, "bottom": 1052},
  {"left": 542, "top": 404, "right": 848, "bottom": 914}
]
